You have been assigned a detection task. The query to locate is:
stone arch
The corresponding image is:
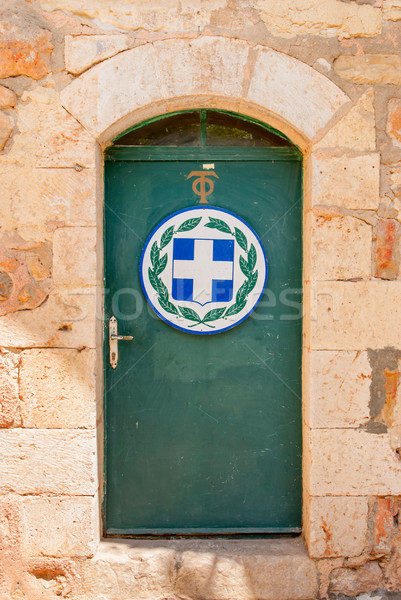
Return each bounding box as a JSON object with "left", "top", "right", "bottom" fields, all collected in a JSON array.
[{"left": 60, "top": 36, "right": 349, "bottom": 146}]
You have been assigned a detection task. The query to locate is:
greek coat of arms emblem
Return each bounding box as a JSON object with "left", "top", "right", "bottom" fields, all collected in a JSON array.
[{"left": 140, "top": 207, "right": 268, "bottom": 334}]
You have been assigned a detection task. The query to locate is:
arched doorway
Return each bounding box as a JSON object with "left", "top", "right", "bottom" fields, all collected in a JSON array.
[{"left": 104, "top": 110, "right": 302, "bottom": 535}]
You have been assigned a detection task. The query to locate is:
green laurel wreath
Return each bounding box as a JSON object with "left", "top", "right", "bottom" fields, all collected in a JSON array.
[{"left": 148, "top": 216, "right": 259, "bottom": 329}]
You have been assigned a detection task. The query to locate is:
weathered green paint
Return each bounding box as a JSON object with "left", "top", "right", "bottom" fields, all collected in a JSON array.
[
  {"left": 106, "top": 147, "right": 301, "bottom": 161},
  {"left": 104, "top": 118, "right": 303, "bottom": 535}
]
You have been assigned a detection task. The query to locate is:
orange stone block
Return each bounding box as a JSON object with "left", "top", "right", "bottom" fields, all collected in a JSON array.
[
  {"left": 0, "top": 13, "right": 53, "bottom": 80},
  {"left": 374, "top": 219, "right": 401, "bottom": 280},
  {"left": 388, "top": 98, "right": 401, "bottom": 148},
  {"left": 368, "top": 497, "right": 398, "bottom": 557},
  {"left": 0, "top": 232, "right": 51, "bottom": 316}
]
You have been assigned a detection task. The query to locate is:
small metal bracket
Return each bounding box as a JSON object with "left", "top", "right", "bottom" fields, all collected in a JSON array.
[{"left": 109, "top": 316, "right": 133, "bottom": 369}]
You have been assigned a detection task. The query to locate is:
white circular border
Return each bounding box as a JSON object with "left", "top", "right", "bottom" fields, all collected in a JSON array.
[{"left": 139, "top": 207, "right": 268, "bottom": 334}]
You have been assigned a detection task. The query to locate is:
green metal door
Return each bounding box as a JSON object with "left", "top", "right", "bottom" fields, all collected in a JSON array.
[{"left": 104, "top": 112, "right": 302, "bottom": 535}]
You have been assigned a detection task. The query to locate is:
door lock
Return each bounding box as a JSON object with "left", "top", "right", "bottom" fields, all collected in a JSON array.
[{"left": 109, "top": 316, "right": 133, "bottom": 369}]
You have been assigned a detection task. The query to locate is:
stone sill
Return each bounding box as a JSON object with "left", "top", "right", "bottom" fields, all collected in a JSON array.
[{"left": 89, "top": 536, "right": 318, "bottom": 600}]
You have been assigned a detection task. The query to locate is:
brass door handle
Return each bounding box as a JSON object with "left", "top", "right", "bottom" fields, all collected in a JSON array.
[{"left": 109, "top": 316, "right": 133, "bottom": 369}]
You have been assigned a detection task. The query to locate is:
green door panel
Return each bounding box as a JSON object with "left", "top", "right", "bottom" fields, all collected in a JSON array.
[{"left": 104, "top": 154, "right": 302, "bottom": 534}]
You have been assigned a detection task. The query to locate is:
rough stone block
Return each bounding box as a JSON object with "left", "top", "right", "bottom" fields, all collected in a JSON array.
[
  {"left": 255, "top": 0, "right": 382, "bottom": 38},
  {"left": 0, "top": 7, "right": 53, "bottom": 79},
  {"left": 77, "top": 558, "right": 131, "bottom": 600},
  {"left": 53, "top": 227, "right": 97, "bottom": 288},
  {"left": 374, "top": 219, "right": 401, "bottom": 280},
  {"left": 310, "top": 281, "right": 401, "bottom": 350},
  {"left": 0, "top": 496, "right": 81, "bottom": 598},
  {"left": 0, "top": 288, "right": 96, "bottom": 348},
  {"left": 79, "top": 545, "right": 176, "bottom": 600},
  {"left": 315, "top": 558, "right": 344, "bottom": 599},
  {"left": 389, "top": 163, "right": 401, "bottom": 202},
  {"left": 307, "top": 496, "right": 368, "bottom": 558},
  {"left": 376, "top": 361, "right": 401, "bottom": 429},
  {"left": 0, "top": 110, "right": 12, "bottom": 150},
  {"left": 78, "top": 538, "right": 318, "bottom": 600},
  {"left": 39, "top": 0, "right": 226, "bottom": 32},
  {"left": 0, "top": 85, "right": 16, "bottom": 108},
  {"left": 23, "top": 557, "right": 80, "bottom": 599},
  {"left": 155, "top": 36, "right": 249, "bottom": 103},
  {"left": 308, "top": 351, "right": 371, "bottom": 429},
  {"left": 175, "top": 540, "right": 318, "bottom": 600},
  {"left": 390, "top": 424, "right": 401, "bottom": 450},
  {"left": 311, "top": 214, "right": 372, "bottom": 280},
  {"left": 43, "top": 8, "right": 107, "bottom": 34},
  {"left": 38, "top": 0, "right": 383, "bottom": 38},
  {"left": 367, "top": 497, "right": 398, "bottom": 557},
  {"left": 15, "top": 85, "right": 96, "bottom": 168},
  {"left": 0, "top": 232, "right": 52, "bottom": 317},
  {"left": 384, "top": 0, "right": 401, "bottom": 21},
  {"left": 387, "top": 98, "right": 401, "bottom": 149},
  {"left": 310, "top": 428, "right": 401, "bottom": 496},
  {"left": 315, "top": 89, "right": 376, "bottom": 152},
  {"left": 0, "top": 165, "right": 97, "bottom": 229},
  {"left": 334, "top": 55, "right": 401, "bottom": 85},
  {"left": 381, "top": 531, "right": 401, "bottom": 588},
  {"left": 312, "top": 153, "right": 380, "bottom": 210},
  {"left": 0, "top": 429, "right": 96, "bottom": 495},
  {"left": 61, "top": 42, "right": 163, "bottom": 137},
  {"left": 375, "top": 356, "right": 401, "bottom": 435},
  {"left": 20, "top": 348, "right": 96, "bottom": 428},
  {"left": 0, "top": 492, "right": 23, "bottom": 550},
  {"left": 0, "top": 494, "right": 23, "bottom": 596},
  {"left": 65, "top": 34, "right": 130, "bottom": 75},
  {"left": 21, "top": 496, "right": 98, "bottom": 557},
  {"left": 247, "top": 45, "right": 348, "bottom": 140},
  {"left": 329, "top": 561, "right": 383, "bottom": 596},
  {"left": 0, "top": 349, "right": 20, "bottom": 428}
]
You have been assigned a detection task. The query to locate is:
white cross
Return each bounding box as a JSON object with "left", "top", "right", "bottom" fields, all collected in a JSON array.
[{"left": 173, "top": 239, "right": 233, "bottom": 305}]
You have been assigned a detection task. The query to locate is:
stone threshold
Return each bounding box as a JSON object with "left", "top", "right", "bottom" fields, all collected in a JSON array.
[{"left": 79, "top": 536, "right": 318, "bottom": 600}]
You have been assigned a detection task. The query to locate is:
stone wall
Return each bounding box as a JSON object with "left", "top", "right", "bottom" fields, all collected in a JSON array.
[{"left": 1, "top": 0, "right": 401, "bottom": 599}]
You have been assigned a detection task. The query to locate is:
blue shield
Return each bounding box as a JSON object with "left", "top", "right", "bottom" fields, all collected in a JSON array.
[{"left": 172, "top": 237, "right": 234, "bottom": 306}]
